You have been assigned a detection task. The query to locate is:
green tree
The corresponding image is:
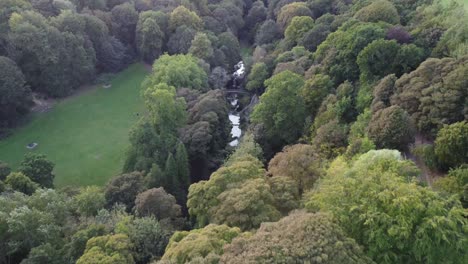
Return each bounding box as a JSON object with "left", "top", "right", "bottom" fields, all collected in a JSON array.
[
  {"left": 246, "top": 62, "right": 269, "bottom": 92},
  {"left": 189, "top": 32, "right": 213, "bottom": 61},
  {"left": 255, "top": 19, "right": 281, "bottom": 45},
  {"left": 433, "top": 165, "right": 468, "bottom": 208},
  {"left": 367, "top": 106, "right": 415, "bottom": 150},
  {"left": 143, "top": 83, "right": 187, "bottom": 135},
  {"left": 134, "top": 187, "right": 181, "bottom": 220},
  {"left": 161, "top": 224, "right": 244, "bottom": 264},
  {"left": 104, "top": 172, "right": 145, "bottom": 211},
  {"left": 19, "top": 153, "right": 55, "bottom": 188},
  {"left": 354, "top": 0, "right": 400, "bottom": 24},
  {"left": 169, "top": 6, "right": 203, "bottom": 31},
  {"left": 251, "top": 71, "right": 306, "bottom": 152},
  {"left": 0, "top": 161, "right": 11, "bottom": 181},
  {"left": 307, "top": 150, "right": 467, "bottom": 264},
  {"left": 64, "top": 224, "right": 107, "bottom": 263},
  {"left": 277, "top": 2, "right": 312, "bottom": 30},
  {"left": 76, "top": 234, "right": 134, "bottom": 264},
  {"left": 167, "top": 25, "right": 196, "bottom": 54},
  {"left": 0, "top": 57, "right": 31, "bottom": 131},
  {"left": 174, "top": 142, "right": 190, "bottom": 190},
  {"left": 434, "top": 121, "right": 468, "bottom": 169},
  {"left": 73, "top": 186, "right": 105, "bottom": 217},
  {"left": 301, "top": 74, "right": 333, "bottom": 116},
  {"left": 145, "top": 54, "right": 208, "bottom": 91},
  {"left": 5, "top": 172, "right": 38, "bottom": 195},
  {"left": 285, "top": 16, "right": 314, "bottom": 44},
  {"left": 136, "top": 12, "right": 164, "bottom": 63},
  {"left": 110, "top": 3, "right": 138, "bottom": 47},
  {"left": 221, "top": 211, "right": 373, "bottom": 264},
  {"left": 268, "top": 144, "right": 323, "bottom": 195}
]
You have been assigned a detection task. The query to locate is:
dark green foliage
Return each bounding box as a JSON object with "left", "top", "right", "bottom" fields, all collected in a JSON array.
[
  {"left": 111, "top": 3, "right": 138, "bottom": 47},
  {"left": 354, "top": 0, "right": 400, "bottom": 24},
  {"left": 301, "top": 74, "right": 334, "bottom": 116},
  {"left": 134, "top": 187, "right": 182, "bottom": 220},
  {"left": 104, "top": 172, "right": 145, "bottom": 211},
  {"left": 246, "top": 62, "right": 269, "bottom": 92},
  {"left": 312, "top": 119, "right": 349, "bottom": 159},
  {"left": 255, "top": 19, "right": 281, "bottom": 45},
  {"left": 0, "top": 56, "right": 31, "bottom": 131},
  {"left": 64, "top": 224, "right": 107, "bottom": 263},
  {"left": 19, "top": 153, "right": 55, "bottom": 188},
  {"left": 136, "top": 11, "right": 164, "bottom": 63},
  {"left": 0, "top": 161, "right": 11, "bottom": 181},
  {"left": 434, "top": 121, "right": 468, "bottom": 169},
  {"left": 167, "top": 26, "right": 196, "bottom": 55},
  {"left": 276, "top": 2, "right": 312, "bottom": 30}
]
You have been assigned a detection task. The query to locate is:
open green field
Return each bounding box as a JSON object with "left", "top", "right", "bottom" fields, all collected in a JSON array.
[{"left": 0, "top": 64, "right": 148, "bottom": 187}]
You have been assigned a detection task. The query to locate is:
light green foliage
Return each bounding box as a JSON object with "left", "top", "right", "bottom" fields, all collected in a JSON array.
[
  {"left": 169, "top": 6, "right": 203, "bottom": 31},
  {"left": 390, "top": 56, "right": 468, "bottom": 135},
  {"left": 145, "top": 54, "right": 208, "bottom": 91},
  {"left": 187, "top": 156, "right": 266, "bottom": 227},
  {"left": 267, "top": 176, "right": 300, "bottom": 214},
  {"left": 434, "top": 121, "right": 468, "bottom": 169},
  {"left": 19, "top": 153, "right": 54, "bottom": 188},
  {"left": 221, "top": 211, "right": 374, "bottom": 263},
  {"left": 251, "top": 71, "right": 306, "bottom": 151},
  {"left": 433, "top": 13, "right": 468, "bottom": 58},
  {"left": 433, "top": 165, "right": 468, "bottom": 207},
  {"left": 367, "top": 105, "right": 415, "bottom": 150},
  {"left": 301, "top": 74, "right": 334, "bottom": 116},
  {"left": 212, "top": 178, "right": 281, "bottom": 230},
  {"left": 5, "top": 172, "right": 38, "bottom": 195},
  {"left": 225, "top": 133, "right": 264, "bottom": 166},
  {"left": 143, "top": 83, "right": 187, "bottom": 134},
  {"left": 354, "top": 0, "right": 400, "bottom": 24},
  {"left": 76, "top": 234, "right": 134, "bottom": 264},
  {"left": 64, "top": 224, "right": 107, "bottom": 263},
  {"left": 73, "top": 186, "right": 105, "bottom": 217},
  {"left": 245, "top": 62, "right": 269, "bottom": 92},
  {"left": 277, "top": 2, "right": 312, "bottom": 30},
  {"left": 161, "top": 224, "right": 244, "bottom": 264},
  {"left": 189, "top": 32, "right": 213, "bottom": 61},
  {"left": 285, "top": 16, "right": 314, "bottom": 43},
  {"left": 268, "top": 144, "right": 323, "bottom": 195},
  {"left": 307, "top": 150, "right": 466, "bottom": 263}
]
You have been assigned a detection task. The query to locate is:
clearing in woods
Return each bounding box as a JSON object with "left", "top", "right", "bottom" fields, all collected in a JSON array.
[{"left": 0, "top": 64, "right": 148, "bottom": 187}]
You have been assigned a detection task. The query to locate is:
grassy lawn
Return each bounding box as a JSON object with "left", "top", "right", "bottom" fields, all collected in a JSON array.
[{"left": 0, "top": 63, "right": 148, "bottom": 187}]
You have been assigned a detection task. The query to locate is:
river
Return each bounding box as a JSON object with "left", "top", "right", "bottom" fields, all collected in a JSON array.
[{"left": 228, "top": 61, "right": 245, "bottom": 147}]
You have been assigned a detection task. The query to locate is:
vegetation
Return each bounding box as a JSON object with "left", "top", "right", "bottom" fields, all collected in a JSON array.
[{"left": 1, "top": 0, "right": 467, "bottom": 263}]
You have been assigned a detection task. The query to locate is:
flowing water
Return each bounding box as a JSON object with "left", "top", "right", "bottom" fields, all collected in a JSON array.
[{"left": 228, "top": 61, "right": 245, "bottom": 147}]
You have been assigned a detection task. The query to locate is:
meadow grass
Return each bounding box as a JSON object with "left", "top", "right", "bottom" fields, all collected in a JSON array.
[{"left": 0, "top": 63, "right": 148, "bottom": 187}]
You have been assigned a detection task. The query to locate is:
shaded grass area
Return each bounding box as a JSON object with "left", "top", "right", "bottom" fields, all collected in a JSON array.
[{"left": 0, "top": 64, "right": 148, "bottom": 187}]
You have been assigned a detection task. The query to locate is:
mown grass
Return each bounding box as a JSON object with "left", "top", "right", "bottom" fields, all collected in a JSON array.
[{"left": 0, "top": 64, "right": 148, "bottom": 187}]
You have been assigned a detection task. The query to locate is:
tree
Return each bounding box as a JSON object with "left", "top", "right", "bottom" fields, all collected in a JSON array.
[
  {"left": 268, "top": 144, "right": 323, "bottom": 195},
  {"left": 134, "top": 187, "right": 181, "bottom": 220},
  {"left": 434, "top": 121, "right": 468, "bottom": 169},
  {"left": 5, "top": 172, "right": 38, "bottom": 195},
  {"left": 64, "top": 224, "right": 107, "bottom": 263},
  {"left": 277, "top": 2, "right": 312, "bottom": 30},
  {"left": 73, "top": 186, "right": 105, "bottom": 217},
  {"left": 76, "top": 234, "right": 134, "bottom": 264},
  {"left": 111, "top": 3, "right": 138, "bottom": 47},
  {"left": 433, "top": 165, "right": 468, "bottom": 208},
  {"left": 104, "top": 172, "right": 145, "bottom": 211},
  {"left": 212, "top": 178, "right": 281, "bottom": 230},
  {"left": 145, "top": 54, "right": 208, "bottom": 91},
  {"left": 161, "top": 224, "right": 244, "bottom": 263},
  {"left": 189, "top": 32, "right": 213, "bottom": 61},
  {"left": 301, "top": 74, "right": 333, "bottom": 116},
  {"left": 19, "top": 153, "right": 55, "bottom": 188},
  {"left": 167, "top": 25, "right": 196, "bottom": 54},
  {"left": 0, "top": 57, "right": 31, "bottom": 131},
  {"left": 390, "top": 56, "right": 468, "bottom": 135},
  {"left": 307, "top": 150, "right": 467, "bottom": 264},
  {"left": 245, "top": 62, "right": 269, "bottom": 92},
  {"left": 299, "top": 23, "right": 330, "bottom": 52},
  {"left": 251, "top": 71, "right": 306, "bottom": 153},
  {"left": 136, "top": 12, "right": 164, "bottom": 63},
  {"left": 221, "top": 211, "right": 373, "bottom": 264},
  {"left": 312, "top": 119, "right": 349, "bottom": 159},
  {"left": 367, "top": 106, "right": 415, "bottom": 150},
  {"left": 285, "top": 16, "right": 314, "bottom": 44},
  {"left": 174, "top": 142, "right": 190, "bottom": 190},
  {"left": 169, "top": 6, "right": 203, "bottom": 31},
  {"left": 143, "top": 83, "right": 187, "bottom": 135},
  {"left": 0, "top": 161, "right": 11, "bottom": 181},
  {"left": 255, "top": 19, "right": 281, "bottom": 45},
  {"left": 354, "top": 0, "right": 400, "bottom": 24},
  {"left": 208, "top": 66, "right": 229, "bottom": 89}
]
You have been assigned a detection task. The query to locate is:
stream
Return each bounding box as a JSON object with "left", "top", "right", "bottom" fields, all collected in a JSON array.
[{"left": 228, "top": 61, "right": 245, "bottom": 147}]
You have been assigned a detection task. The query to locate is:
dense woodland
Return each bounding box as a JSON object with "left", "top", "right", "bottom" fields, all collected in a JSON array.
[{"left": 0, "top": 0, "right": 467, "bottom": 263}]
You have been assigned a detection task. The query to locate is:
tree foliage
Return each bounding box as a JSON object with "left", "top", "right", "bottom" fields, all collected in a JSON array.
[
  {"left": 76, "top": 234, "right": 134, "bottom": 264},
  {"left": 434, "top": 121, "right": 468, "bottom": 169},
  {"left": 354, "top": 0, "right": 400, "bottom": 25},
  {"left": 19, "top": 153, "right": 55, "bottom": 188}
]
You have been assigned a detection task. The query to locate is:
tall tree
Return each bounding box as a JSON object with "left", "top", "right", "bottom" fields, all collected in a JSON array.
[{"left": 19, "top": 153, "right": 55, "bottom": 188}]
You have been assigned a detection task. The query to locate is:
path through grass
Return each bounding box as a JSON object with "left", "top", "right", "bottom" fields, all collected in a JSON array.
[{"left": 0, "top": 64, "right": 148, "bottom": 187}]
